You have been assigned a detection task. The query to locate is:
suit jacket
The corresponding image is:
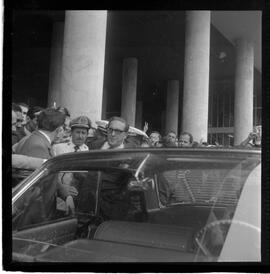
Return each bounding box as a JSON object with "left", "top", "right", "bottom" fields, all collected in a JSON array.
[
  {"left": 14, "top": 130, "right": 53, "bottom": 159},
  {"left": 12, "top": 154, "right": 45, "bottom": 170},
  {"left": 13, "top": 130, "right": 70, "bottom": 211}
]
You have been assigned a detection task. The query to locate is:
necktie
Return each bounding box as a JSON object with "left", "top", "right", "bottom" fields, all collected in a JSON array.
[{"left": 74, "top": 145, "right": 80, "bottom": 152}]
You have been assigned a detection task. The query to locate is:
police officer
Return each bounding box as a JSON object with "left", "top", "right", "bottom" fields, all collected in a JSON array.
[{"left": 52, "top": 115, "right": 91, "bottom": 156}]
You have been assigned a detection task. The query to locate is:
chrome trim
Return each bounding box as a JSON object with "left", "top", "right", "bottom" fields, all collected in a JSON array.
[
  {"left": 135, "top": 154, "right": 150, "bottom": 181},
  {"left": 12, "top": 169, "right": 47, "bottom": 203}
]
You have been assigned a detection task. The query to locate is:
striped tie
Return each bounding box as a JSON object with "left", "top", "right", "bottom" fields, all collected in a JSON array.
[{"left": 74, "top": 145, "right": 80, "bottom": 152}]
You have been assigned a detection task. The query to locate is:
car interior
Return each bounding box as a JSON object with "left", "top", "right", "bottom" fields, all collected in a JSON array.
[{"left": 12, "top": 162, "right": 249, "bottom": 262}]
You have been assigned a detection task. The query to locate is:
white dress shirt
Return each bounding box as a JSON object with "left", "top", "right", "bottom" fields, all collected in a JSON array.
[
  {"left": 52, "top": 140, "right": 89, "bottom": 156},
  {"left": 101, "top": 141, "right": 125, "bottom": 150}
]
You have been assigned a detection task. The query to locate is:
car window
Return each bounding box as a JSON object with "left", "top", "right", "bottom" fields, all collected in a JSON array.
[
  {"left": 156, "top": 160, "right": 257, "bottom": 207},
  {"left": 154, "top": 158, "right": 260, "bottom": 260},
  {"left": 12, "top": 170, "right": 98, "bottom": 231}
]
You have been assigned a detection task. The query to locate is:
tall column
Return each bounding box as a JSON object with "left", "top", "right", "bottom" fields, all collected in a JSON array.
[
  {"left": 101, "top": 86, "right": 107, "bottom": 120},
  {"left": 234, "top": 39, "right": 254, "bottom": 145},
  {"left": 182, "top": 11, "right": 210, "bottom": 142},
  {"left": 135, "top": 100, "right": 143, "bottom": 129},
  {"left": 165, "top": 80, "right": 179, "bottom": 134},
  {"left": 121, "top": 58, "right": 138, "bottom": 126},
  {"left": 60, "top": 11, "right": 107, "bottom": 123},
  {"left": 161, "top": 110, "right": 166, "bottom": 135},
  {"left": 47, "top": 22, "right": 64, "bottom": 108}
]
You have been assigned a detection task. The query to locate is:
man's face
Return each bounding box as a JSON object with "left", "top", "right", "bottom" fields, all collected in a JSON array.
[
  {"left": 166, "top": 132, "right": 176, "bottom": 143},
  {"left": 19, "top": 105, "right": 29, "bottom": 125},
  {"left": 12, "top": 110, "right": 17, "bottom": 131},
  {"left": 150, "top": 133, "right": 160, "bottom": 145},
  {"left": 71, "top": 127, "right": 88, "bottom": 146},
  {"left": 178, "top": 134, "right": 192, "bottom": 147},
  {"left": 107, "top": 120, "right": 127, "bottom": 148},
  {"left": 15, "top": 111, "right": 23, "bottom": 128},
  {"left": 32, "top": 111, "right": 42, "bottom": 125}
]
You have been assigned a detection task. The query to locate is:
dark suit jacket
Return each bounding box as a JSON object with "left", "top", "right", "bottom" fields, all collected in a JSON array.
[
  {"left": 14, "top": 130, "right": 53, "bottom": 159},
  {"left": 14, "top": 130, "right": 68, "bottom": 198}
]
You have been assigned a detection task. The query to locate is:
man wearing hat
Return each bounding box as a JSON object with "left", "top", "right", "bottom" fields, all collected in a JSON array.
[{"left": 52, "top": 115, "right": 91, "bottom": 156}]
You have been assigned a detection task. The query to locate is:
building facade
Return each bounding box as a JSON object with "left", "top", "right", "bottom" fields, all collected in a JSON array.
[{"left": 12, "top": 10, "right": 261, "bottom": 145}]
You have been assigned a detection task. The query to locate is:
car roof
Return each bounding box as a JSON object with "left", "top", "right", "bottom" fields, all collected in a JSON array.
[
  {"left": 44, "top": 147, "right": 261, "bottom": 171},
  {"left": 50, "top": 147, "right": 261, "bottom": 160}
]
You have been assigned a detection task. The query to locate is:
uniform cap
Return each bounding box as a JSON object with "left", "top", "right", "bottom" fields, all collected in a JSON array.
[{"left": 70, "top": 116, "right": 91, "bottom": 129}]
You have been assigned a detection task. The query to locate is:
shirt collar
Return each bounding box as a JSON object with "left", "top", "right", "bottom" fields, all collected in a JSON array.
[
  {"left": 38, "top": 130, "right": 52, "bottom": 144},
  {"left": 101, "top": 141, "right": 124, "bottom": 150},
  {"left": 70, "top": 141, "right": 84, "bottom": 150}
]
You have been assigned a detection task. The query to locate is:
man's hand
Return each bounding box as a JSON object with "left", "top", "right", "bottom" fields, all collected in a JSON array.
[
  {"left": 65, "top": 195, "right": 75, "bottom": 215},
  {"left": 143, "top": 122, "right": 148, "bottom": 133},
  {"left": 67, "top": 185, "right": 78, "bottom": 196}
]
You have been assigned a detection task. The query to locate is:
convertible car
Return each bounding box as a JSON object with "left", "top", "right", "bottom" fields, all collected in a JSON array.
[{"left": 12, "top": 148, "right": 261, "bottom": 262}]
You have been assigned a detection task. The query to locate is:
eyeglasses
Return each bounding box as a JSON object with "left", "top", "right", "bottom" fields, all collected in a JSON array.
[{"left": 107, "top": 127, "right": 125, "bottom": 135}]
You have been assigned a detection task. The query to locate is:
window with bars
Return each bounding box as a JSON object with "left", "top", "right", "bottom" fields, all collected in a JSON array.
[{"left": 208, "top": 81, "right": 261, "bottom": 146}]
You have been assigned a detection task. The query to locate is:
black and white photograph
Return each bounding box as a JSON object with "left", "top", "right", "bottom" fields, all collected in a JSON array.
[{"left": 4, "top": 6, "right": 266, "bottom": 269}]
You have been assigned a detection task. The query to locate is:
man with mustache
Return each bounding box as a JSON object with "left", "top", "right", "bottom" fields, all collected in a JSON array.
[
  {"left": 52, "top": 115, "right": 91, "bottom": 155},
  {"left": 52, "top": 116, "right": 91, "bottom": 200}
]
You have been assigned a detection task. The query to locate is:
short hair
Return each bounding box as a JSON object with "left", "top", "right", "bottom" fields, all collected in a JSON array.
[
  {"left": 18, "top": 102, "right": 29, "bottom": 109},
  {"left": 27, "top": 106, "right": 44, "bottom": 120},
  {"left": 108, "top": 116, "right": 129, "bottom": 132},
  {"left": 166, "top": 130, "right": 176, "bottom": 136},
  {"left": 179, "top": 131, "right": 193, "bottom": 144},
  {"left": 37, "top": 108, "right": 65, "bottom": 132},
  {"left": 150, "top": 131, "right": 162, "bottom": 141},
  {"left": 12, "top": 103, "right": 22, "bottom": 112},
  {"left": 57, "top": 106, "right": 70, "bottom": 117}
]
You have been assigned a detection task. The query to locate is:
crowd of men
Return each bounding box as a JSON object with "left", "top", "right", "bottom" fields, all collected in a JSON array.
[{"left": 12, "top": 102, "right": 261, "bottom": 172}]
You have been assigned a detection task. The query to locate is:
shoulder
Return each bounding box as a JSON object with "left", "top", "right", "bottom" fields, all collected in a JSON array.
[
  {"left": 54, "top": 142, "right": 70, "bottom": 148},
  {"left": 81, "top": 144, "right": 89, "bottom": 151},
  {"left": 27, "top": 131, "right": 46, "bottom": 143},
  {"left": 100, "top": 141, "right": 109, "bottom": 150},
  {"left": 52, "top": 142, "right": 71, "bottom": 156}
]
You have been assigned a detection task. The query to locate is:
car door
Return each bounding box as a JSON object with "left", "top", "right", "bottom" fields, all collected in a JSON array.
[{"left": 12, "top": 169, "right": 98, "bottom": 261}]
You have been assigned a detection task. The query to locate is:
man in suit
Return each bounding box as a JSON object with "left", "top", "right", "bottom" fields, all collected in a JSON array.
[
  {"left": 13, "top": 107, "right": 64, "bottom": 161},
  {"left": 14, "top": 108, "right": 75, "bottom": 215},
  {"left": 14, "top": 108, "right": 65, "bottom": 158},
  {"left": 98, "top": 117, "right": 133, "bottom": 220},
  {"left": 101, "top": 116, "right": 130, "bottom": 149}
]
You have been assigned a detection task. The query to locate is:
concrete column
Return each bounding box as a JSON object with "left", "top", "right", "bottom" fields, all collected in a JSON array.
[
  {"left": 161, "top": 110, "right": 166, "bottom": 135},
  {"left": 135, "top": 101, "right": 143, "bottom": 129},
  {"left": 121, "top": 58, "right": 138, "bottom": 126},
  {"left": 101, "top": 86, "right": 107, "bottom": 120},
  {"left": 234, "top": 39, "right": 254, "bottom": 145},
  {"left": 165, "top": 80, "right": 179, "bottom": 134},
  {"left": 60, "top": 11, "right": 107, "bottom": 122},
  {"left": 47, "top": 22, "right": 64, "bottom": 108},
  {"left": 182, "top": 11, "right": 210, "bottom": 142}
]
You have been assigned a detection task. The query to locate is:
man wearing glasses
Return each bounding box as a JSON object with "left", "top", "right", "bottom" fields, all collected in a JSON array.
[
  {"left": 99, "top": 116, "right": 131, "bottom": 220},
  {"left": 101, "top": 116, "right": 129, "bottom": 150}
]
